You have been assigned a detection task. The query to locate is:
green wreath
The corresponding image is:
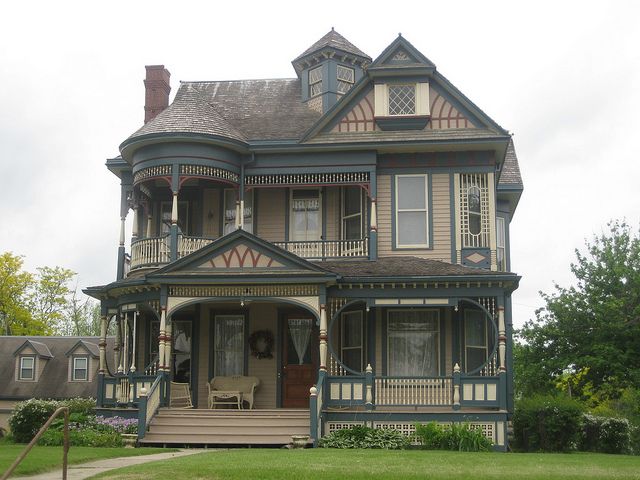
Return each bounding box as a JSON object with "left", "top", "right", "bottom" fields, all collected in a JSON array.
[{"left": 249, "top": 330, "right": 274, "bottom": 359}]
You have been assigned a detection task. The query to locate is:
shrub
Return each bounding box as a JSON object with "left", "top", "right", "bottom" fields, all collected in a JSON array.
[
  {"left": 513, "top": 394, "right": 583, "bottom": 452},
  {"left": 580, "top": 414, "right": 631, "bottom": 454},
  {"left": 318, "top": 425, "right": 409, "bottom": 449},
  {"left": 414, "top": 422, "right": 492, "bottom": 452},
  {"left": 38, "top": 429, "right": 123, "bottom": 447},
  {"left": 8, "top": 397, "right": 97, "bottom": 443}
]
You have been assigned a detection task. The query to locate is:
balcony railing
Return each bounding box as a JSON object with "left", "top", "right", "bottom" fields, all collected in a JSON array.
[
  {"left": 130, "top": 236, "right": 368, "bottom": 272},
  {"left": 274, "top": 238, "right": 368, "bottom": 260}
]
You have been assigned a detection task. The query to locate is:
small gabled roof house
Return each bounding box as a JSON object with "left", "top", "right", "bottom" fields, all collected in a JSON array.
[{"left": 87, "top": 29, "right": 522, "bottom": 449}]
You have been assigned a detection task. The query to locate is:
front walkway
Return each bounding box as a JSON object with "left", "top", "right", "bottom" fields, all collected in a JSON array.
[{"left": 15, "top": 449, "right": 207, "bottom": 480}]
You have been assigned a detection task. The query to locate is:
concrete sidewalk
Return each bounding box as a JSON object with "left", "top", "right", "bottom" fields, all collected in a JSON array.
[{"left": 14, "top": 449, "right": 207, "bottom": 480}]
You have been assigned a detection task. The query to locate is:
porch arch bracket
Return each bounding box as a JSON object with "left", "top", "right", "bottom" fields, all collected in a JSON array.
[
  {"left": 327, "top": 299, "right": 369, "bottom": 376},
  {"left": 453, "top": 297, "right": 499, "bottom": 376}
]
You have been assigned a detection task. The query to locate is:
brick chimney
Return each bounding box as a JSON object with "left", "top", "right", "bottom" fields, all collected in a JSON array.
[{"left": 144, "top": 65, "right": 171, "bottom": 124}]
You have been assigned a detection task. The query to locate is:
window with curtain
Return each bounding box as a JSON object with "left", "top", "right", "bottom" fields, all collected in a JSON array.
[
  {"left": 172, "top": 321, "right": 192, "bottom": 383},
  {"left": 341, "top": 311, "right": 363, "bottom": 372},
  {"left": 387, "top": 310, "right": 439, "bottom": 376},
  {"left": 395, "top": 175, "right": 429, "bottom": 248},
  {"left": 214, "top": 315, "right": 244, "bottom": 376},
  {"left": 464, "top": 310, "right": 487, "bottom": 372},
  {"left": 291, "top": 190, "right": 321, "bottom": 241},
  {"left": 224, "top": 189, "right": 253, "bottom": 234}
]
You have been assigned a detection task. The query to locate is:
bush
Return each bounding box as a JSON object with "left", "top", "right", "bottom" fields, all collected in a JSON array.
[
  {"left": 318, "top": 425, "right": 409, "bottom": 449},
  {"left": 8, "top": 398, "right": 97, "bottom": 443},
  {"left": 414, "top": 422, "right": 492, "bottom": 452},
  {"left": 38, "top": 429, "right": 123, "bottom": 447},
  {"left": 580, "top": 414, "right": 631, "bottom": 454},
  {"left": 513, "top": 394, "right": 584, "bottom": 452}
]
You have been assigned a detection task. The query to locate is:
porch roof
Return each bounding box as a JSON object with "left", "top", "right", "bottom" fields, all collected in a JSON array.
[{"left": 314, "top": 256, "right": 519, "bottom": 280}]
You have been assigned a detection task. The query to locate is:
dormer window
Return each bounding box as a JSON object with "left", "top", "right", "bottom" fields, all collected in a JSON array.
[
  {"left": 337, "top": 65, "right": 355, "bottom": 95},
  {"left": 309, "top": 66, "right": 323, "bottom": 97},
  {"left": 72, "top": 356, "right": 88, "bottom": 381},
  {"left": 388, "top": 85, "right": 416, "bottom": 115},
  {"left": 19, "top": 356, "right": 35, "bottom": 380}
]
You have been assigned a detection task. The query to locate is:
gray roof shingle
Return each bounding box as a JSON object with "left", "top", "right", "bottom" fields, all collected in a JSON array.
[
  {"left": 314, "top": 256, "right": 516, "bottom": 278},
  {"left": 498, "top": 138, "right": 523, "bottom": 187},
  {"left": 294, "top": 28, "right": 371, "bottom": 62}
]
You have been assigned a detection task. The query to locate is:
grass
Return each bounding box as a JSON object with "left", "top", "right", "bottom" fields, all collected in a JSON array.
[
  {"left": 0, "top": 442, "right": 173, "bottom": 477},
  {"left": 89, "top": 449, "right": 640, "bottom": 480}
]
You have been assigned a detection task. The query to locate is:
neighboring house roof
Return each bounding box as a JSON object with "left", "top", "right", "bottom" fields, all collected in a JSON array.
[
  {"left": 65, "top": 340, "right": 100, "bottom": 358},
  {"left": 314, "top": 256, "right": 519, "bottom": 279},
  {"left": 0, "top": 336, "right": 115, "bottom": 400},
  {"left": 13, "top": 339, "right": 53, "bottom": 359},
  {"left": 498, "top": 139, "right": 523, "bottom": 188},
  {"left": 293, "top": 28, "right": 371, "bottom": 63}
]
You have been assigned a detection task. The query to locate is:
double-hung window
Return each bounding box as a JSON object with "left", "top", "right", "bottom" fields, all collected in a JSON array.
[
  {"left": 496, "top": 217, "right": 506, "bottom": 271},
  {"left": 73, "top": 357, "right": 88, "bottom": 381},
  {"left": 19, "top": 356, "right": 35, "bottom": 380},
  {"left": 224, "top": 189, "right": 253, "bottom": 234},
  {"left": 387, "top": 310, "right": 439, "bottom": 376},
  {"left": 341, "top": 311, "right": 363, "bottom": 372},
  {"left": 290, "top": 190, "right": 321, "bottom": 241},
  {"left": 214, "top": 315, "right": 244, "bottom": 377},
  {"left": 395, "top": 175, "right": 429, "bottom": 248},
  {"left": 341, "top": 186, "right": 363, "bottom": 240}
]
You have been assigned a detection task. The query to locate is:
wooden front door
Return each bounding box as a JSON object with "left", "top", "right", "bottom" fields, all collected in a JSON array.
[{"left": 282, "top": 316, "right": 318, "bottom": 408}]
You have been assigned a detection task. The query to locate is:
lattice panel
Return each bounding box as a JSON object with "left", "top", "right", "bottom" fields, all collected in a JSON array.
[
  {"left": 246, "top": 172, "right": 369, "bottom": 186},
  {"left": 133, "top": 165, "right": 172, "bottom": 184},
  {"left": 469, "top": 422, "right": 495, "bottom": 442},
  {"left": 326, "top": 422, "right": 364, "bottom": 433},
  {"left": 459, "top": 173, "right": 490, "bottom": 248},
  {"left": 374, "top": 422, "right": 417, "bottom": 436},
  {"left": 388, "top": 85, "right": 416, "bottom": 115},
  {"left": 168, "top": 284, "right": 318, "bottom": 298},
  {"left": 179, "top": 164, "right": 239, "bottom": 183}
]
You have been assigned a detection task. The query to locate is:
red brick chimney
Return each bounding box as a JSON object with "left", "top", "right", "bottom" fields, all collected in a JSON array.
[{"left": 144, "top": 65, "right": 171, "bottom": 124}]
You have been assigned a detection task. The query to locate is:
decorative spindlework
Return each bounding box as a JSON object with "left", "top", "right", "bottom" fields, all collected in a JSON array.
[
  {"left": 179, "top": 164, "right": 239, "bottom": 183},
  {"left": 459, "top": 173, "right": 491, "bottom": 249},
  {"left": 392, "top": 50, "right": 410, "bottom": 62},
  {"left": 333, "top": 90, "right": 377, "bottom": 133},
  {"left": 246, "top": 171, "right": 369, "bottom": 187},
  {"left": 168, "top": 284, "right": 319, "bottom": 298},
  {"left": 328, "top": 297, "right": 350, "bottom": 319},
  {"left": 133, "top": 165, "right": 172, "bottom": 184},
  {"left": 201, "top": 244, "right": 284, "bottom": 269}
]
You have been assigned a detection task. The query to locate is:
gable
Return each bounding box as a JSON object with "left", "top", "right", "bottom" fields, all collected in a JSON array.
[
  {"left": 330, "top": 85, "right": 476, "bottom": 133},
  {"left": 198, "top": 243, "right": 285, "bottom": 269}
]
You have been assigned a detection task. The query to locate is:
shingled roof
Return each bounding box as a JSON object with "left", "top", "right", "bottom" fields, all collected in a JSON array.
[
  {"left": 0, "top": 336, "right": 115, "bottom": 400},
  {"left": 313, "top": 256, "right": 517, "bottom": 278},
  {"left": 126, "top": 79, "right": 322, "bottom": 144},
  {"left": 294, "top": 28, "right": 371, "bottom": 63},
  {"left": 498, "top": 138, "right": 523, "bottom": 188}
]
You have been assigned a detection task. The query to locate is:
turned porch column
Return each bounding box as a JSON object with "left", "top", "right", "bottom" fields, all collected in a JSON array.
[
  {"left": 319, "top": 304, "right": 328, "bottom": 371},
  {"left": 98, "top": 314, "right": 108, "bottom": 375},
  {"left": 130, "top": 310, "right": 138, "bottom": 373},
  {"left": 158, "top": 307, "right": 167, "bottom": 372},
  {"left": 368, "top": 173, "right": 377, "bottom": 260},
  {"left": 170, "top": 190, "right": 179, "bottom": 262},
  {"left": 131, "top": 205, "right": 139, "bottom": 242}
]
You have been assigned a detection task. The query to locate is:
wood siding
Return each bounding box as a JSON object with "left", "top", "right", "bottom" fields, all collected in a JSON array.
[
  {"left": 202, "top": 188, "right": 220, "bottom": 238},
  {"left": 325, "top": 187, "right": 340, "bottom": 241},
  {"left": 248, "top": 303, "right": 278, "bottom": 409},
  {"left": 377, "top": 174, "right": 452, "bottom": 261},
  {"left": 256, "top": 189, "right": 286, "bottom": 242}
]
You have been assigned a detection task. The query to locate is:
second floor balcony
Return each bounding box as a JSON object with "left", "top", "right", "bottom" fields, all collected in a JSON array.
[{"left": 129, "top": 234, "right": 369, "bottom": 271}]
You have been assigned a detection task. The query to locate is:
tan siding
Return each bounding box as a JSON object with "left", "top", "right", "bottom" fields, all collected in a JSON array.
[
  {"left": 257, "top": 189, "right": 285, "bottom": 242},
  {"left": 377, "top": 174, "right": 452, "bottom": 262},
  {"left": 202, "top": 188, "right": 220, "bottom": 238},
  {"left": 375, "top": 309, "right": 382, "bottom": 375},
  {"left": 444, "top": 309, "right": 452, "bottom": 375},
  {"left": 0, "top": 400, "right": 16, "bottom": 431},
  {"left": 248, "top": 303, "right": 277, "bottom": 409},
  {"left": 325, "top": 187, "right": 340, "bottom": 241}
]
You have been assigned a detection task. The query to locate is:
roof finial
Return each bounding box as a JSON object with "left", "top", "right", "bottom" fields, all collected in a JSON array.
[
  {"left": 398, "top": 32, "right": 402, "bottom": 37},
  {"left": 331, "top": 26, "right": 335, "bottom": 31}
]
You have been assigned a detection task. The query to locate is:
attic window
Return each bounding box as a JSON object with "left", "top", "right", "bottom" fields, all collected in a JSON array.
[
  {"left": 388, "top": 85, "right": 416, "bottom": 115},
  {"left": 309, "top": 66, "right": 323, "bottom": 97},
  {"left": 337, "top": 66, "right": 355, "bottom": 94},
  {"left": 72, "top": 357, "right": 88, "bottom": 381},
  {"left": 19, "top": 356, "right": 35, "bottom": 380}
]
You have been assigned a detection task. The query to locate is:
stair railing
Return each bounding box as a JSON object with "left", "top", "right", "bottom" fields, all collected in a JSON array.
[{"left": 1, "top": 406, "right": 70, "bottom": 480}]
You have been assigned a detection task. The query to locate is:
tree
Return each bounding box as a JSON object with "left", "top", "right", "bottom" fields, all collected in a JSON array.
[
  {"left": 516, "top": 220, "right": 640, "bottom": 403},
  {"left": 0, "top": 252, "right": 36, "bottom": 335},
  {"left": 61, "top": 284, "right": 101, "bottom": 336},
  {"left": 28, "top": 266, "right": 75, "bottom": 335}
]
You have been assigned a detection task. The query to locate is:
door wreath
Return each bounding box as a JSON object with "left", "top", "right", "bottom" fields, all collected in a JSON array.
[{"left": 249, "top": 330, "right": 274, "bottom": 359}]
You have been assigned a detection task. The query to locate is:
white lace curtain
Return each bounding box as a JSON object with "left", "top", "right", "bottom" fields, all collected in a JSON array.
[
  {"left": 214, "top": 316, "right": 244, "bottom": 376},
  {"left": 388, "top": 311, "right": 439, "bottom": 376},
  {"left": 288, "top": 318, "right": 312, "bottom": 365}
]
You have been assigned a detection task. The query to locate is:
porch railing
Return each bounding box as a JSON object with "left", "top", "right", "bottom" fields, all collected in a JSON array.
[
  {"left": 137, "top": 375, "right": 163, "bottom": 440},
  {"left": 274, "top": 238, "right": 368, "bottom": 260},
  {"left": 310, "top": 373, "right": 325, "bottom": 444},
  {"left": 375, "top": 377, "right": 453, "bottom": 406},
  {"left": 130, "top": 235, "right": 170, "bottom": 269},
  {"left": 178, "top": 235, "right": 214, "bottom": 258}
]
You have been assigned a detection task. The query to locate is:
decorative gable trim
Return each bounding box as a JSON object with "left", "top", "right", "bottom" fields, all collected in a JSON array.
[{"left": 200, "top": 243, "right": 284, "bottom": 269}]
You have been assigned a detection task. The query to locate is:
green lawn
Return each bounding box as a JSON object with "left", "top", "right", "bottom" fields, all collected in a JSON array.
[
  {"left": 89, "top": 449, "right": 640, "bottom": 480},
  {"left": 0, "top": 444, "right": 172, "bottom": 477}
]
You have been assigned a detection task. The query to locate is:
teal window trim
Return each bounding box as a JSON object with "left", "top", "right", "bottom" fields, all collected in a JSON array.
[{"left": 392, "top": 173, "right": 433, "bottom": 250}]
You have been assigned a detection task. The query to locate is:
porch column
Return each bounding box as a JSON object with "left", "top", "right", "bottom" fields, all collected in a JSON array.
[
  {"left": 146, "top": 212, "right": 153, "bottom": 239},
  {"left": 158, "top": 307, "right": 167, "bottom": 371},
  {"left": 368, "top": 173, "right": 377, "bottom": 260},
  {"left": 170, "top": 190, "right": 179, "bottom": 262},
  {"left": 319, "top": 304, "right": 328, "bottom": 371},
  {"left": 498, "top": 305, "right": 506, "bottom": 372},
  {"left": 130, "top": 310, "right": 138, "bottom": 373},
  {"left": 165, "top": 319, "right": 173, "bottom": 376},
  {"left": 115, "top": 314, "right": 123, "bottom": 373},
  {"left": 116, "top": 215, "right": 127, "bottom": 280},
  {"left": 98, "top": 314, "right": 108, "bottom": 374}
]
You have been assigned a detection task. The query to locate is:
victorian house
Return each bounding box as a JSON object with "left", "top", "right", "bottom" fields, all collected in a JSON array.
[{"left": 86, "top": 29, "right": 522, "bottom": 449}]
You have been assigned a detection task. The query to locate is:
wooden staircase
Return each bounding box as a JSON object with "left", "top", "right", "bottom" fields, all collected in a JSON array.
[{"left": 139, "top": 408, "right": 311, "bottom": 446}]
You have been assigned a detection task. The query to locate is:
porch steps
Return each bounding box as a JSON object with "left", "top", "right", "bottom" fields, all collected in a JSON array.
[{"left": 140, "top": 408, "right": 310, "bottom": 446}]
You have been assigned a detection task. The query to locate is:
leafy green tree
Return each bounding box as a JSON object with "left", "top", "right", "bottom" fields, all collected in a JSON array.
[
  {"left": 28, "top": 266, "right": 75, "bottom": 334},
  {"left": 60, "top": 284, "right": 100, "bottom": 336},
  {"left": 516, "top": 220, "right": 640, "bottom": 402},
  {"left": 0, "top": 252, "right": 35, "bottom": 335}
]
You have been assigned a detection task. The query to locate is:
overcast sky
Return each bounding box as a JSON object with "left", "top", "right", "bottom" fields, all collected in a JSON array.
[{"left": 1, "top": 0, "right": 638, "bottom": 329}]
